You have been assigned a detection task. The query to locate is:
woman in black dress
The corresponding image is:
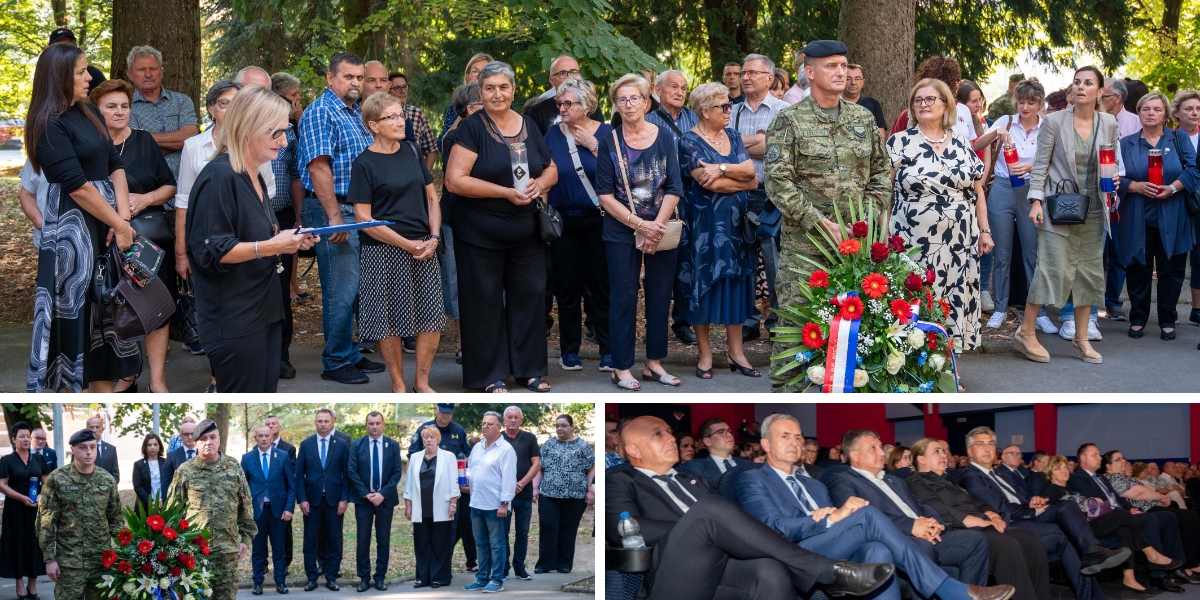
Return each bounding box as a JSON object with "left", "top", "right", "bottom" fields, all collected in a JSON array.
[
  {"left": 445, "top": 61, "right": 558, "bottom": 393},
  {"left": 90, "top": 79, "right": 178, "bottom": 393},
  {"left": 0, "top": 422, "right": 49, "bottom": 599},
  {"left": 186, "top": 85, "right": 318, "bottom": 392},
  {"left": 132, "top": 433, "right": 169, "bottom": 514},
  {"left": 25, "top": 43, "right": 139, "bottom": 393}
]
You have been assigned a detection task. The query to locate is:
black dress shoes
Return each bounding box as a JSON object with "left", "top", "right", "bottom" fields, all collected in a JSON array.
[
  {"left": 357, "top": 580, "right": 371, "bottom": 593},
  {"left": 279, "top": 360, "right": 296, "bottom": 379},
  {"left": 1171, "top": 569, "right": 1200, "bottom": 585},
  {"left": 1154, "top": 575, "right": 1185, "bottom": 593},
  {"left": 325, "top": 581, "right": 339, "bottom": 592},
  {"left": 276, "top": 584, "right": 289, "bottom": 594},
  {"left": 1149, "top": 558, "right": 1185, "bottom": 571},
  {"left": 412, "top": 582, "right": 428, "bottom": 589},
  {"left": 742, "top": 325, "right": 761, "bottom": 343},
  {"left": 355, "top": 357, "right": 386, "bottom": 373},
  {"left": 966, "top": 584, "right": 1016, "bottom": 600},
  {"left": 374, "top": 581, "right": 386, "bottom": 591},
  {"left": 430, "top": 583, "right": 441, "bottom": 589},
  {"left": 825, "top": 561, "right": 895, "bottom": 597},
  {"left": 253, "top": 584, "right": 264, "bottom": 596},
  {"left": 1081, "top": 546, "right": 1132, "bottom": 574},
  {"left": 321, "top": 365, "right": 368, "bottom": 384},
  {"left": 304, "top": 581, "right": 318, "bottom": 592},
  {"left": 673, "top": 325, "right": 698, "bottom": 345}
]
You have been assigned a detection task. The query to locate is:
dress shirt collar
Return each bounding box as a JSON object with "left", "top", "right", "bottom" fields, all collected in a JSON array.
[
  {"left": 272, "top": 438, "right": 279, "bottom": 447},
  {"left": 635, "top": 466, "right": 677, "bottom": 479},
  {"left": 852, "top": 466, "right": 886, "bottom": 481},
  {"left": 770, "top": 463, "right": 800, "bottom": 481},
  {"left": 260, "top": 448, "right": 272, "bottom": 458},
  {"left": 971, "top": 462, "right": 996, "bottom": 475},
  {"left": 317, "top": 432, "right": 333, "bottom": 444},
  {"left": 368, "top": 434, "right": 383, "bottom": 443}
]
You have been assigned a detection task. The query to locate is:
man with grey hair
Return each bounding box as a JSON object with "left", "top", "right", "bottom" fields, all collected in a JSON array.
[
  {"left": 362, "top": 60, "right": 389, "bottom": 96},
  {"left": 526, "top": 55, "right": 604, "bottom": 135},
  {"left": 1103, "top": 78, "right": 1140, "bottom": 139},
  {"left": 500, "top": 405, "right": 540, "bottom": 579},
  {"left": 782, "top": 49, "right": 809, "bottom": 104},
  {"left": 126, "top": 45, "right": 199, "bottom": 177},
  {"left": 31, "top": 427, "right": 57, "bottom": 470},
  {"left": 734, "top": 52, "right": 790, "bottom": 344},
  {"left": 235, "top": 66, "right": 272, "bottom": 88},
  {"left": 466, "top": 411, "right": 516, "bottom": 593}
]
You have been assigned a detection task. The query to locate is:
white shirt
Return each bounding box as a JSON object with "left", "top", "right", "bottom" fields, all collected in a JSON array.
[
  {"left": 19, "top": 160, "right": 48, "bottom": 247},
  {"left": 467, "top": 435, "right": 516, "bottom": 510},
  {"left": 174, "top": 127, "right": 274, "bottom": 210},
  {"left": 952, "top": 102, "right": 979, "bottom": 143},
  {"left": 149, "top": 460, "right": 162, "bottom": 499},
  {"left": 709, "top": 453, "right": 736, "bottom": 474},
  {"left": 852, "top": 466, "right": 920, "bottom": 519},
  {"left": 971, "top": 462, "right": 1021, "bottom": 504},
  {"left": 1188, "top": 131, "right": 1199, "bottom": 153},
  {"left": 988, "top": 114, "right": 1042, "bottom": 179},
  {"left": 539, "top": 88, "right": 557, "bottom": 100},
  {"left": 635, "top": 467, "right": 697, "bottom": 513}
]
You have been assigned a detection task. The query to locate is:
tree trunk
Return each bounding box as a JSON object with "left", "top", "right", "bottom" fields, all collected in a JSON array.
[
  {"left": 345, "top": 0, "right": 374, "bottom": 59},
  {"left": 206, "top": 404, "right": 230, "bottom": 455},
  {"left": 111, "top": 0, "right": 202, "bottom": 116},
  {"left": 1162, "top": 0, "right": 1186, "bottom": 44},
  {"left": 76, "top": 0, "right": 89, "bottom": 51},
  {"left": 839, "top": 0, "right": 914, "bottom": 125},
  {"left": 702, "top": 0, "right": 757, "bottom": 80},
  {"left": 51, "top": 0, "right": 68, "bottom": 26}
]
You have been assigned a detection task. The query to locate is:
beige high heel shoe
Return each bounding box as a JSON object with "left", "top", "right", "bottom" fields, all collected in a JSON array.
[
  {"left": 1013, "top": 327, "right": 1050, "bottom": 363},
  {"left": 1073, "top": 340, "right": 1102, "bottom": 364}
]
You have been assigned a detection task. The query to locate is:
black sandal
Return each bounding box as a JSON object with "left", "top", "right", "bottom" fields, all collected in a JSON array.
[
  {"left": 695, "top": 366, "right": 713, "bottom": 379},
  {"left": 484, "top": 381, "right": 508, "bottom": 393},
  {"left": 455, "top": 350, "right": 463, "bottom": 364},
  {"left": 726, "top": 355, "right": 762, "bottom": 377},
  {"left": 521, "top": 377, "right": 551, "bottom": 392}
]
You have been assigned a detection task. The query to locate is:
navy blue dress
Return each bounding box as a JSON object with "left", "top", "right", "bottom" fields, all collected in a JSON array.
[{"left": 678, "top": 129, "right": 755, "bottom": 326}]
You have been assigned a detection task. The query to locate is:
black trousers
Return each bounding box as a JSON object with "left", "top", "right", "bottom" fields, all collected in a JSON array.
[
  {"left": 551, "top": 215, "right": 611, "bottom": 355},
  {"left": 207, "top": 321, "right": 281, "bottom": 392},
  {"left": 535, "top": 496, "right": 587, "bottom": 572},
  {"left": 455, "top": 238, "right": 548, "bottom": 388},
  {"left": 644, "top": 496, "right": 835, "bottom": 600},
  {"left": 354, "top": 502, "right": 393, "bottom": 581},
  {"left": 414, "top": 518, "right": 454, "bottom": 585},
  {"left": 303, "top": 499, "right": 343, "bottom": 582},
  {"left": 1150, "top": 505, "right": 1200, "bottom": 569},
  {"left": 978, "top": 526, "right": 1051, "bottom": 600},
  {"left": 1089, "top": 509, "right": 1149, "bottom": 569},
  {"left": 455, "top": 492, "right": 477, "bottom": 568},
  {"left": 275, "top": 208, "right": 296, "bottom": 361},
  {"left": 1126, "top": 226, "right": 1188, "bottom": 327}
]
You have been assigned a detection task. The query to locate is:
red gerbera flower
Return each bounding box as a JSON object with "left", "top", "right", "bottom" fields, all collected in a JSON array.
[
  {"left": 118, "top": 530, "right": 133, "bottom": 546},
  {"left": 890, "top": 298, "right": 914, "bottom": 322},
  {"left": 838, "top": 296, "right": 865, "bottom": 321},
  {"left": 201, "top": 547, "right": 210, "bottom": 556},
  {"left": 101, "top": 550, "right": 118, "bottom": 568},
  {"left": 118, "top": 561, "right": 132, "bottom": 575},
  {"left": 904, "top": 272, "right": 924, "bottom": 292},
  {"left": 162, "top": 527, "right": 178, "bottom": 541},
  {"left": 887, "top": 235, "right": 906, "bottom": 252},
  {"left": 141, "top": 563, "right": 154, "bottom": 575},
  {"left": 177, "top": 519, "right": 189, "bottom": 531},
  {"left": 851, "top": 221, "right": 869, "bottom": 238},
  {"left": 861, "top": 273, "right": 889, "bottom": 299},
  {"left": 802, "top": 323, "right": 827, "bottom": 349},
  {"left": 808, "top": 270, "right": 829, "bottom": 288},
  {"left": 927, "top": 331, "right": 939, "bottom": 350},
  {"left": 138, "top": 540, "right": 154, "bottom": 555},
  {"left": 837, "top": 238, "right": 861, "bottom": 255},
  {"left": 146, "top": 515, "right": 165, "bottom": 532}
]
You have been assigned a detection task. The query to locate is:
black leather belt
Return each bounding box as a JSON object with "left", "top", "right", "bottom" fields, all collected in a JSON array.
[{"left": 305, "top": 192, "right": 349, "bottom": 205}]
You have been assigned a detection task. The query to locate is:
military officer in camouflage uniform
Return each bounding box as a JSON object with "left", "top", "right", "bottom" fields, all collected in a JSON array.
[
  {"left": 985, "top": 73, "right": 1024, "bottom": 122},
  {"left": 37, "top": 429, "right": 123, "bottom": 600},
  {"left": 764, "top": 39, "right": 892, "bottom": 391},
  {"left": 167, "top": 419, "right": 257, "bottom": 600}
]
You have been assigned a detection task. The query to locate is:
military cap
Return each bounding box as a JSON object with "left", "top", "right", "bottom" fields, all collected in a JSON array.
[
  {"left": 1009, "top": 73, "right": 1026, "bottom": 83},
  {"left": 69, "top": 429, "right": 96, "bottom": 446},
  {"left": 801, "top": 40, "right": 848, "bottom": 59},
  {"left": 194, "top": 418, "right": 219, "bottom": 438},
  {"left": 436, "top": 403, "right": 455, "bottom": 413}
]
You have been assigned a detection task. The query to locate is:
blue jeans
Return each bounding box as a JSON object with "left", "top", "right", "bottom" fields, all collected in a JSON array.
[
  {"left": 471, "top": 507, "right": 507, "bottom": 584},
  {"left": 301, "top": 197, "right": 363, "bottom": 371},
  {"left": 440, "top": 224, "right": 460, "bottom": 320},
  {"left": 980, "top": 251, "right": 993, "bottom": 292},
  {"left": 502, "top": 497, "right": 533, "bottom": 572}
]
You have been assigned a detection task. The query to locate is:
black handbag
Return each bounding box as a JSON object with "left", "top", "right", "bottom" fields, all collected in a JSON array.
[
  {"left": 130, "top": 206, "right": 175, "bottom": 248},
  {"left": 1045, "top": 118, "right": 1098, "bottom": 225},
  {"left": 111, "top": 266, "right": 176, "bottom": 342},
  {"left": 90, "top": 244, "right": 122, "bottom": 306},
  {"left": 1166, "top": 130, "right": 1200, "bottom": 219},
  {"left": 535, "top": 198, "right": 563, "bottom": 243},
  {"left": 169, "top": 278, "right": 200, "bottom": 346}
]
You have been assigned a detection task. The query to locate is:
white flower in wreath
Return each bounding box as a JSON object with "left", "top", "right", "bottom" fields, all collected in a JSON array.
[
  {"left": 930, "top": 353, "right": 946, "bottom": 371},
  {"left": 123, "top": 582, "right": 137, "bottom": 594},
  {"left": 907, "top": 329, "right": 925, "bottom": 349},
  {"left": 160, "top": 578, "right": 172, "bottom": 589},
  {"left": 203, "top": 588, "right": 213, "bottom": 598},
  {"left": 184, "top": 595, "right": 195, "bottom": 600},
  {"left": 100, "top": 575, "right": 116, "bottom": 589},
  {"left": 885, "top": 353, "right": 904, "bottom": 375},
  {"left": 136, "top": 576, "right": 158, "bottom": 596},
  {"left": 853, "top": 369, "right": 869, "bottom": 387},
  {"left": 807, "top": 365, "right": 826, "bottom": 385},
  {"left": 887, "top": 322, "right": 905, "bottom": 343}
]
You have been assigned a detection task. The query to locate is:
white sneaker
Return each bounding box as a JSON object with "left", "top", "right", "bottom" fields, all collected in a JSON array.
[
  {"left": 981, "top": 290, "right": 995, "bottom": 312},
  {"left": 1058, "top": 319, "right": 1076, "bottom": 340},
  {"left": 987, "top": 311, "right": 1006, "bottom": 329},
  {"left": 1035, "top": 315, "right": 1059, "bottom": 334},
  {"left": 1087, "top": 318, "right": 1103, "bottom": 341}
]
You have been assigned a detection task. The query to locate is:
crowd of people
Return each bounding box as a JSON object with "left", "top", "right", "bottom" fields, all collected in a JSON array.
[
  {"left": 0, "top": 404, "right": 595, "bottom": 597},
  {"left": 18, "top": 28, "right": 1200, "bottom": 393},
  {"left": 606, "top": 412, "right": 1200, "bottom": 599}
]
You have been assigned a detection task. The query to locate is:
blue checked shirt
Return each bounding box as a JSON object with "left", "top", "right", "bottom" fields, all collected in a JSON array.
[
  {"left": 731, "top": 94, "right": 789, "bottom": 180},
  {"left": 270, "top": 125, "right": 300, "bottom": 212},
  {"left": 128, "top": 86, "right": 199, "bottom": 179},
  {"left": 298, "top": 87, "right": 373, "bottom": 197}
]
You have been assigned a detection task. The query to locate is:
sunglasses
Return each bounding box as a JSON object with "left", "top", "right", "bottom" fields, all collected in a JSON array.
[
  {"left": 709, "top": 102, "right": 732, "bottom": 114},
  {"left": 390, "top": 84, "right": 409, "bottom": 93},
  {"left": 555, "top": 99, "right": 582, "bottom": 110}
]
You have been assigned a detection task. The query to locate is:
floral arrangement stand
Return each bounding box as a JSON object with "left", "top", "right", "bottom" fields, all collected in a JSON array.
[
  {"left": 770, "top": 193, "right": 960, "bottom": 393},
  {"left": 94, "top": 495, "right": 218, "bottom": 600}
]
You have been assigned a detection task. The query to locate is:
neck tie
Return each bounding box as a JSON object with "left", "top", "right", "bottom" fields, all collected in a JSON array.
[
  {"left": 990, "top": 470, "right": 1020, "bottom": 500},
  {"left": 320, "top": 438, "right": 327, "bottom": 468},
  {"left": 652, "top": 475, "right": 697, "bottom": 508},
  {"left": 724, "top": 458, "right": 735, "bottom": 473},
  {"left": 263, "top": 452, "right": 270, "bottom": 478},
  {"left": 187, "top": 449, "right": 194, "bottom": 460},
  {"left": 371, "top": 440, "right": 380, "bottom": 491},
  {"left": 1093, "top": 474, "right": 1120, "bottom": 505},
  {"left": 785, "top": 475, "right": 818, "bottom": 515}
]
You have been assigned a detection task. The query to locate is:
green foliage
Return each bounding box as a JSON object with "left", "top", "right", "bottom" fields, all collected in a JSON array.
[
  {"left": 1125, "top": 0, "right": 1200, "bottom": 94},
  {"left": 111, "top": 403, "right": 194, "bottom": 440},
  {"left": 0, "top": 0, "right": 110, "bottom": 118}
]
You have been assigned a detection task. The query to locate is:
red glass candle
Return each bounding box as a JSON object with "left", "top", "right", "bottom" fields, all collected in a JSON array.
[
  {"left": 1099, "top": 143, "right": 1116, "bottom": 193},
  {"left": 1148, "top": 149, "right": 1163, "bottom": 186}
]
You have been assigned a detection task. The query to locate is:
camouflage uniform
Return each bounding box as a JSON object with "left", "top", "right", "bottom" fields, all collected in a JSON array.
[
  {"left": 764, "top": 95, "right": 892, "bottom": 391},
  {"left": 986, "top": 92, "right": 1015, "bottom": 122},
  {"left": 167, "top": 455, "right": 257, "bottom": 600},
  {"left": 36, "top": 463, "right": 123, "bottom": 600}
]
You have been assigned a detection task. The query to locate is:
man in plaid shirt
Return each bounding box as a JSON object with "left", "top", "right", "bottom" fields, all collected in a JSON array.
[
  {"left": 386, "top": 71, "right": 438, "bottom": 169},
  {"left": 297, "top": 52, "right": 385, "bottom": 384}
]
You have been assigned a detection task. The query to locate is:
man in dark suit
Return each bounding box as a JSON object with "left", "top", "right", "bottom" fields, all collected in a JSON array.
[
  {"left": 347, "top": 411, "right": 403, "bottom": 592},
  {"left": 264, "top": 415, "right": 297, "bottom": 573},
  {"left": 163, "top": 421, "right": 199, "bottom": 490},
  {"left": 1026, "top": 451, "right": 1049, "bottom": 497},
  {"left": 738, "top": 415, "right": 1014, "bottom": 600},
  {"left": 1070, "top": 443, "right": 1188, "bottom": 592},
  {"left": 998, "top": 446, "right": 1032, "bottom": 482},
  {"left": 295, "top": 408, "right": 352, "bottom": 591},
  {"left": 957, "top": 428, "right": 1129, "bottom": 600},
  {"left": 606, "top": 416, "right": 895, "bottom": 600},
  {"left": 679, "top": 418, "right": 751, "bottom": 481},
  {"left": 31, "top": 428, "right": 58, "bottom": 471},
  {"left": 824, "top": 430, "right": 991, "bottom": 589},
  {"left": 86, "top": 415, "right": 120, "bottom": 482},
  {"left": 243, "top": 426, "right": 296, "bottom": 596}
]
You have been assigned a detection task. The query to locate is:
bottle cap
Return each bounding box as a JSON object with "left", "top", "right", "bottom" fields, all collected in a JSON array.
[{"left": 620, "top": 511, "right": 630, "bottom": 519}]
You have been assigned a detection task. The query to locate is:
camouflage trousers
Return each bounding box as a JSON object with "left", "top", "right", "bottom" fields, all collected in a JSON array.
[
  {"left": 770, "top": 234, "right": 822, "bottom": 393},
  {"left": 55, "top": 567, "right": 99, "bottom": 600},
  {"left": 209, "top": 552, "right": 241, "bottom": 600}
]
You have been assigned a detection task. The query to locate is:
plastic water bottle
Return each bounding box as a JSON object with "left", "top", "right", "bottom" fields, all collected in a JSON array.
[
  {"left": 617, "top": 512, "right": 645, "bottom": 548},
  {"left": 29, "top": 480, "right": 38, "bottom": 504},
  {"left": 457, "top": 452, "right": 468, "bottom": 486}
]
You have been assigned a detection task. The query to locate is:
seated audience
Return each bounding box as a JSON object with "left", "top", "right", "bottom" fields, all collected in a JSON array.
[
  {"left": 680, "top": 418, "right": 751, "bottom": 480},
  {"left": 1100, "top": 451, "right": 1200, "bottom": 583},
  {"left": 1026, "top": 451, "right": 1050, "bottom": 496},
  {"left": 886, "top": 445, "right": 911, "bottom": 474},
  {"left": 672, "top": 432, "right": 696, "bottom": 466}
]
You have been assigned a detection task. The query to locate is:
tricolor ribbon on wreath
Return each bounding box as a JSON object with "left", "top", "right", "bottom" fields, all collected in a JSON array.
[{"left": 905, "top": 302, "right": 960, "bottom": 392}]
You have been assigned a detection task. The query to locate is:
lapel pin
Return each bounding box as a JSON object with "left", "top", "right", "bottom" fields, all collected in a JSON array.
[{"left": 690, "top": 480, "right": 696, "bottom": 484}]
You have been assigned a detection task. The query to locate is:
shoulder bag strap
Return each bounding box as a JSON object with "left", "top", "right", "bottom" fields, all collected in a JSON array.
[
  {"left": 1085, "top": 115, "right": 1099, "bottom": 184},
  {"left": 655, "top": 108, "right": 684, "bottom": 137},
  {"left": 734, "top": 103, "right": 745, "bottom": 131},
  {"left": 613, "top": 129, "right": 638, "bottom": 217},
  {"left": 560, "top": 123, "right": 600, "bottom": 207}
]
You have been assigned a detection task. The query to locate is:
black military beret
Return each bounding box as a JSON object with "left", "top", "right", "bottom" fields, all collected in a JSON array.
[
  {"left": 194, "top": 419, "right": 219, "bottom": 438},
  {"left": 69, "top": 429, "right": 96, "bottom": 446},
  {"left": 802, "top": 40, "right": 848, "bottom": 58}
]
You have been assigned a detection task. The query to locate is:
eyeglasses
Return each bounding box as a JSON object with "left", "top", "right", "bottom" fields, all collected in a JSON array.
[
  {"left": 390, "top": 84, "right": 409, "bottom": 93},
  {"left": 552, "top": 68, "right": 582, "bottom": 79},
  {"left": 615, "top": 95, "right": 643, "bottom": 107},
  {"left": 706, "top": 428, "right": 733, "bottom": 438},
  {"left": 1100, "top": 94, "right": 1117, "bottom": 100},
  {"left": 914, "top": 96, "right": 942, "bottom": 106},
  {"left": 742, "top": 69, "right": 772, "bottom": 78},
  {"left": 467, "top": 67, "right": 482, "bottom": 76},
  {"left": 555, "top": 99, "right": 583, "bottom": 110},
  {"left": 269, "top": 127, "right": 288, "bottom": 140},
  {"left": 709, "top": 102, "right": 732, "bottom": 114},
  {"left": 373, "top": 114, "right": 405, "bottom": 124},
  {"left": 215, "top": 99, "right": 232, "bottom": 109},
  {"left": 848, "top": 77, "right": 865, "bottom": 83},
  {"left": 467, "top": 102, "right": 483, "bottom": 110}
]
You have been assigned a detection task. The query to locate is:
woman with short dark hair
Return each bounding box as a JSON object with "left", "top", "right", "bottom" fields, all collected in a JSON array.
[
  {"left": 535, "top": 415, "right": 594, "bottom": 574},
  {"left": 133, "top": 432, "right": 169, "bottom": 514},
  {"left": 0, "top": 422, "right": 49, "bottom": 599}
]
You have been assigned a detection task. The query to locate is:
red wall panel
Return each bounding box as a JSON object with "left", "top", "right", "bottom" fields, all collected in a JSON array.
[
  {"left": 1034, "top": 404, "right": 1057, "bottom": 455},
  {"left": 815, "top": 403, "right": 893, "bottom": 447}
]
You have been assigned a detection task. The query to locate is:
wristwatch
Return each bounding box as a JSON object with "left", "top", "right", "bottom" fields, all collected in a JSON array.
[
  {"left": 719, "top": 164, "right": 727, "bottom": 175},
  {"left": 499, "top": 501, "right": 510, "bottom": 508}
]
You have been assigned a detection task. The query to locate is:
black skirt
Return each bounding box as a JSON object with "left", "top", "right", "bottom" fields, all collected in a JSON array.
[{"left": 0, "top": 453, "right": 48, "bottom": 578}]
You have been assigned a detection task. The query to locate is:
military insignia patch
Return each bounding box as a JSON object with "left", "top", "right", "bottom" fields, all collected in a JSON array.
[
  {"left": 766, "top": 144, "right": 782, "bottom": 163},
  {"left": 852, "top": 126, "right": 866, "bottom": 138}
]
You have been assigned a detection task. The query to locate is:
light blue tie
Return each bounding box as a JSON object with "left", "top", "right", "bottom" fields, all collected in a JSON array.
[
  {"left": 262, "top": 452, "right": 270, "bottom": 478},
  {"left": 320, "top": 438, "right": 327, "bottom": 469},
  {"left": 785, "top": 475, "right": 819, "bottom": 514}
]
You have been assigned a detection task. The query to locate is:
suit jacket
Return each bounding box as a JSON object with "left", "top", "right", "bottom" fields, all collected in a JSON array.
[
  {"left": 1027, "top": 471, "right": 1049, "bottom": 497},
  {"left": 905, "top": 470, "right": 995, "bottom": 530},
  {"left": 679, "top": 455, "right": 751, "bottom": 482},
  {"left": 402, "top": 448, "right": 460, "bottom": 522},
  {"left": 957, "top": 464, "right": 1037, "bottom": 522},
  {"left": 241, "top": 447, "right": 296, "bottom": 520},
  {"left": 347, "top": 435, "right": 403, "bottom": 507},
  {"left": 736, "top": 465, "right": 833, "bottom": 542},
  {"left": 825, "top": 466, "right": 943, "bottom": 533},
  {"left": 97, "top": 441, "right": 119, "bottom": 483},
  {"left": 333, "top": 430, "right": 352, "bottom": 443},
  {"left": 132, "top": 458, "right": 169, "bottom": 508},
  {"left": 1027, "top": 104, "right": 1122, "bottom": 236},
  {"left": 274, "top": 438, "right": 297, "bottom": 466},
  {"left": 163, "top": 445, "right": 198, "bottom": 491},
  {"left": 997, "top": 464, "right": 1031, "bottom": 488},
  {"left": 802, "top": 463, "right": 822, "bottom": 478},
  {"left": 1068, "top": 470, "right": 1132, "bottom": 511},
  {"left": 606, "top": 468, "right": 718, "bottom": 551},
  {"left": 295, "top": 433, "right": 352, "bottom": 506},
  {"left": 34, "top": 447, "right": 58, "bottom": 471}
]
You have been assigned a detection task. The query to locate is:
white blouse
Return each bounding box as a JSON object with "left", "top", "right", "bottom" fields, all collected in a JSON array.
[
  {"left": 174, "top": 127, "right": 274, "bottom": 210},
  {"left": 149, "top": 460, "right": 161, "bottom": 499},
  {"left": 987, "top": 114, "right": 1042, "bottom": 179}
]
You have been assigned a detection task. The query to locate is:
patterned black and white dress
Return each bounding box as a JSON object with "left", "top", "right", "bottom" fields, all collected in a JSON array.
[
  {"left": 28, "top": 104, "right": 140, "bottom": 392},
  {"left": 887, "top": 127, "right": 985, "bottom": 351}
]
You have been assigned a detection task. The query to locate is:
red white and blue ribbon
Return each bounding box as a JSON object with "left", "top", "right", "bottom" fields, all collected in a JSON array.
[
  {"left": 822, "top": 292, "right": 860, "bottom": 393},
  {"left": 907, "top": 302, "right": 960, "bottom": 391}
]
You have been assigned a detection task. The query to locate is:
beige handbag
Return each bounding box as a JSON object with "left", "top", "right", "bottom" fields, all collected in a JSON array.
[{"left": 613, "top": 129, "right": 683, "bottom": 251}]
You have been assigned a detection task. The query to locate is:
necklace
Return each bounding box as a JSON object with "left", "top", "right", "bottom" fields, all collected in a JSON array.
[
  {"left": 698, "top": 126, "right": 725, "bottom": 148},
  {"left": 115, "top": 128, "right": 131, "bottom": 156},
  {"left": 917, "top": 128, "right": 948, "bottom": 146}
]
